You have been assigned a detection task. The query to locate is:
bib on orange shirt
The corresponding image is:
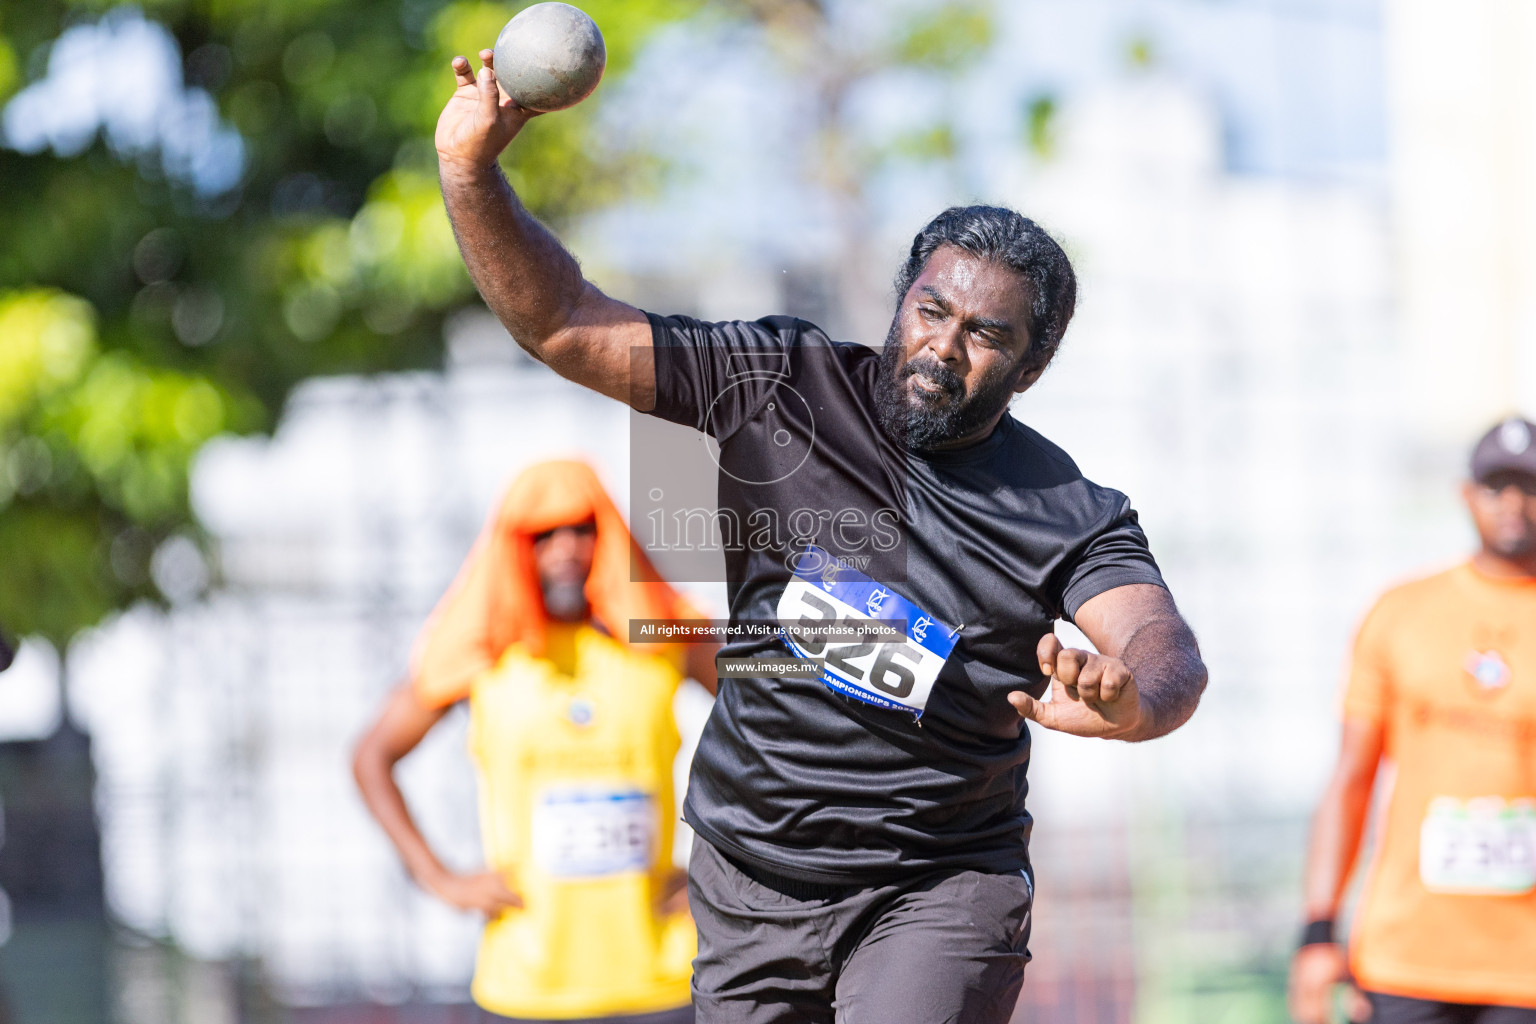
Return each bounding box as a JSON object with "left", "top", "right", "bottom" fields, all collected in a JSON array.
[{"left": 1343, "top": 563, "right": 1536, "bottom": 1007}]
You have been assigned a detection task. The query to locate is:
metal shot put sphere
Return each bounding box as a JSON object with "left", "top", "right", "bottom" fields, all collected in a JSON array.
[{"left": 492, "top": 3, "right": 607, "bottom": 113}]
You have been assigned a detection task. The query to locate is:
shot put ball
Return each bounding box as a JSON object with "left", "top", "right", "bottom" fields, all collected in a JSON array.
[{"left": 492, "top": 3, "right": 607, "bottom": 113}]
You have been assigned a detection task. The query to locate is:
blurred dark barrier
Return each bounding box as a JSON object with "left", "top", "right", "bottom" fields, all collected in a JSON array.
[
  {"left": 0, "top": 721, "right": 109, "bottom": 1023},
  {"left": 0, "top": 630, "right": 13, "bottom": 673}
]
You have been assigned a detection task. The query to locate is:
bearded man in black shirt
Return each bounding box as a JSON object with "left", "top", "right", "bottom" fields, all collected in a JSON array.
[{"left": 435, "top": 52, "right": 1208, "bottom": 1024}]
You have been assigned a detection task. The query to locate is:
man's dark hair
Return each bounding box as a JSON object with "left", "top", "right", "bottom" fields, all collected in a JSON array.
[{"left": 894, "top": 205, "right": 1077, "bottom": 371}]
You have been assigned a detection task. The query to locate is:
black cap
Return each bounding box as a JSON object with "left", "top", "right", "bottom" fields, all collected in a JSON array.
[{"left": 1471, "top": 417, "right": 1536, "bottom": 484}]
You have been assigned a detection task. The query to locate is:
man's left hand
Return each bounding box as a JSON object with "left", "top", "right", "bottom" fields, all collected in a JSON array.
[
  {"left": 1007, "top": 633, "right": 1150, "bottom": 739},
  {"left": 657, "top": 868, "right": 691, "bottom": 918}
]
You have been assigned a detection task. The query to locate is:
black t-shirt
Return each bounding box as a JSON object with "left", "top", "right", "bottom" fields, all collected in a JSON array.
[{"left": 647, "top": 312, "right": 1166, "bottom": 883}]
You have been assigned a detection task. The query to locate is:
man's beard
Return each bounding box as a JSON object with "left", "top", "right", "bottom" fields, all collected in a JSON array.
[
  {"left": 1489, "top": 527, "right": 1536, "bottom": 559},
  {"left": 872, "top": 319, "right": 1025, "bottom": 452},
  {"left": 541, "top": 579, "right": 589, "bottom": 622}
]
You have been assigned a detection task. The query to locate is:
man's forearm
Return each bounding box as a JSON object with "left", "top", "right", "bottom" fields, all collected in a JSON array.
[
  {"left": 354, "top": 748, "right": 453, "bottom": 889},
  {"left": 1302, "top": 784, "right": 1370, "bottom": 921},
  {"left": 1301, "top": 729, "right": 1380, "bottom": 919},
  {"left": 1122, "top": 616, "right": 1207, "bottom": 741},
  {"left": 439, "top": 162, "right": 587, "bottom": 357}
]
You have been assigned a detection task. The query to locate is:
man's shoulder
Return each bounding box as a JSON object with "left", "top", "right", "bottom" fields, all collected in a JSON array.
[
  {"left": 996, "top": 419, "right": 1133, "bottom": 517},
  {"left": 748, "top": 317, "right": 879, "bottom": 388},
  {"left": 648, "top": 312, "right": 874, "bottom": 368},
  {"left": 759, "top": 316, "right": 879, "bottom": 363},
  {"left": 1002, "top": 419, "right": 1083, "bottom": 477},
  {"left": 1364, "top": 563, "right": 1468, "bottom": 627},
  {"left": 647, "top": 311, "right": 837, "bottom": 342}
]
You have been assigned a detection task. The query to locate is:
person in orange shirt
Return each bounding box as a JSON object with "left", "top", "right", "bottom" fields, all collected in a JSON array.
[
  {"left": 1289, "top": 417, "right": 1536, "bottom": 1024},
  {"left": 353, "top": 460, "right": 718, "bottom": 1023}
]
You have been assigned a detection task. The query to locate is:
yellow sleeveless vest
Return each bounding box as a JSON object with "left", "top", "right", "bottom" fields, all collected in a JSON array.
[{"left": 467, "top": 624, "right": 695, "bottom": 1018}]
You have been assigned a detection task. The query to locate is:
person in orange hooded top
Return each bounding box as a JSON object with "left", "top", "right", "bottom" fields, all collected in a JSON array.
[{"left": 354, "top": 460, "right": 718, "bottom": 1023}]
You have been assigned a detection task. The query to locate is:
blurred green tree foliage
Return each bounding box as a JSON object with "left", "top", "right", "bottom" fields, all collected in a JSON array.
[{"left": 0, "top": 0, "right": 694, "bottom": 648}]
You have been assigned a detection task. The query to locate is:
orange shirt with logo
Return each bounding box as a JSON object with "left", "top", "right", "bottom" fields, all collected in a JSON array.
[{"left": 1344, "top": 563, "right": 1536, "bottom": 1006}]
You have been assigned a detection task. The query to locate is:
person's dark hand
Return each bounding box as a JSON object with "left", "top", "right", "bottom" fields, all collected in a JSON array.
[
  {"left": 1288, "top": 943, "right": 1370, "bottom": 1023},
  {"left": 1007, "top": 634, "right": 1150, "bottom": 739},
  {"left": 426, "top": 868, "right": 523, "bottom": 918},
  {"left": 435, "top": 50, "right": 540, "bottom": 177},
  {"left": 656, "top": 868, "right": 691, "bottom": 918}
]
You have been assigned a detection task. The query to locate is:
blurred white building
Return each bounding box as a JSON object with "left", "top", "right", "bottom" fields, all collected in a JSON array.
[
  {"left": 1387, "top": 0, "right": 1536, "bottom": 442},
  {"left": 1017, "top": 75, "right": 1401, "bottom": 820}
]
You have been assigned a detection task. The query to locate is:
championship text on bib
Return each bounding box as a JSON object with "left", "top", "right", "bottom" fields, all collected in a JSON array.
[
  {"left": 1419, "top": 796, "right": 1536, "bottom": 895},
  {"left": 777, "top": 545, "right": 958, "bottom": 718},
  {"left": 530, "top": 787, "right": 656, "bottom": 878}
]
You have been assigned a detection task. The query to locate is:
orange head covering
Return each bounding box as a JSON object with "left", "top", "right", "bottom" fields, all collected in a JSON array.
[{"left": 410, "top": 459, "right": 697, "bottom": 708}]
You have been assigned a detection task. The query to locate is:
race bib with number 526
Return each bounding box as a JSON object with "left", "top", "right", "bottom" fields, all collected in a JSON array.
[
  {"left": 776, "top": 545, "right": 958, "bottom": 719},
  {"left": 1419, "top": 796, "right": 1536, "bottom": 895}
]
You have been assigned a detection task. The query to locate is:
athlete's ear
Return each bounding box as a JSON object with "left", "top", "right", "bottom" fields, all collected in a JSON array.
[
  {"left": 1013, "top": 350, "right": 1048, "bottom": 394},
  {"left": 1013, "top": 368, "right": 1044, "bottom": 394}
]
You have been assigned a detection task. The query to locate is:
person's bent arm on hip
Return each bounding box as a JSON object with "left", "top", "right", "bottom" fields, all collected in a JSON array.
[
  {"left": 1008, "top": 583, "right": 1207, "bottom": 742},
  {"left": 435, "top": 50, "right": 654, "bottom": 409},
  {"left": 1286, "top": 719, "right": 1382, "bottom": 1024},
  {"left": 353, "top": 683, "right": 523, "bottom": 917}
]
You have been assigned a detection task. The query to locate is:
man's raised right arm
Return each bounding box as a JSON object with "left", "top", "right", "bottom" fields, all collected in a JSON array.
[{"left": 435, "top": 50, "right": 654, "bottom": 410}]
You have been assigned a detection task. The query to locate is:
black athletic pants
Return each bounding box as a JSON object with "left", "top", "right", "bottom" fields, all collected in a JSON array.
[
  {"left": 1364, "top": 992, "right": 1536, "bottom": 1024},
  {"left": 687, "top": 837, "right": 1034, "bottom": 1024}
]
